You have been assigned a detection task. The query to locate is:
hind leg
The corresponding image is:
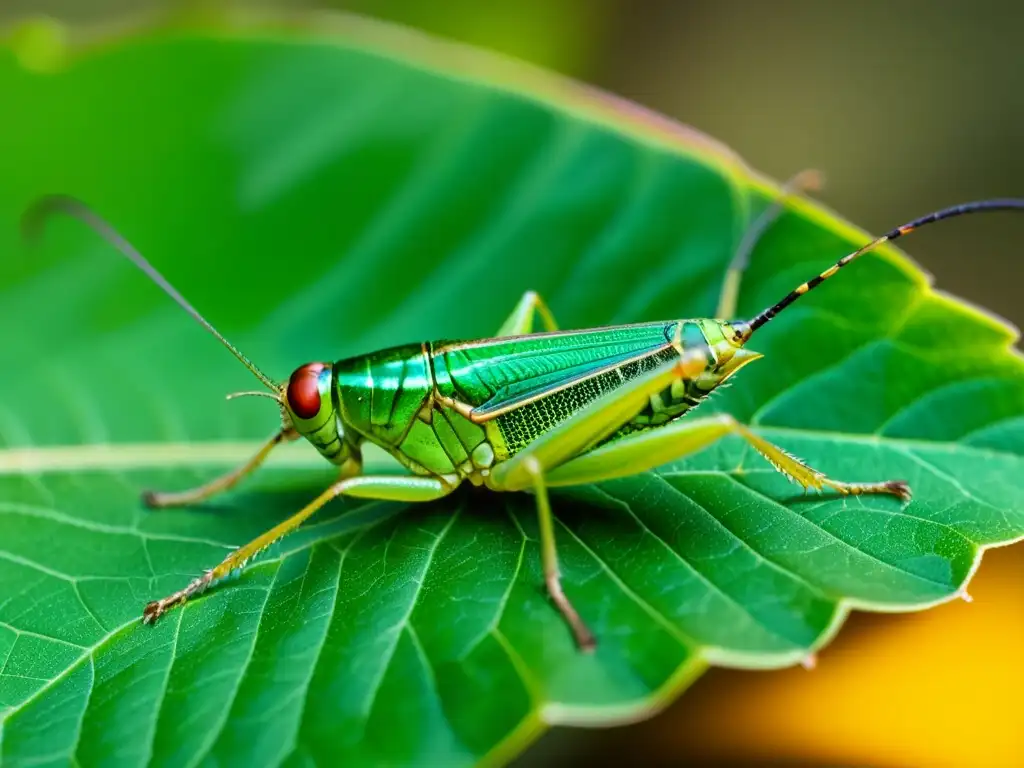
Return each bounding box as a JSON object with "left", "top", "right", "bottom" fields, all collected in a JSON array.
[
  {"left": 487, "top": 349, "right": 714, "bottom": 649},
  {"left": 717, "top": 169, "right": 823, "bottom": 319},
  {"left": 544, "top": 412, "right": 910, "bottom": 501}
]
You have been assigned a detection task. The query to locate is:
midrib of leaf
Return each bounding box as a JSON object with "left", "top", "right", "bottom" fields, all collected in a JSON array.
[
  {"left": 1, "top": 429, "right": 1019, "bottom": 475},
  {"left": 0, "top": 441, "right": 329, "bottom": 475}
]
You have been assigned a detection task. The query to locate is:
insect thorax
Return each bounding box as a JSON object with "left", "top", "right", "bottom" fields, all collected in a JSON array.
[{"left": 331, "top": 343, "right": 494, "bottom": 481}]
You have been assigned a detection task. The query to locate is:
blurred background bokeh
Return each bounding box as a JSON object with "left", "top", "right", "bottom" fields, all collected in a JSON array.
[{"left": 3, "top": 1, "right": 1022, "bottom": 765}]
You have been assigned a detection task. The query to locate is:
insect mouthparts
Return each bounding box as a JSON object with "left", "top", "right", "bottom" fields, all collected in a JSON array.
[{"left": 730, "top": 321, "right": 753, "bottom": 344}]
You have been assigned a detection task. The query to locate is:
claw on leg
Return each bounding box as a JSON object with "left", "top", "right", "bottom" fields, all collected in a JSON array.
[
  {"left": 142, "top": 573, "right": 212, "bottom": 624},
  {"left": 822, "top": 478, "right": 912, "bottom": 502},
  {"left": 732, "top": 421, "right": 912, "bottom": 502}
]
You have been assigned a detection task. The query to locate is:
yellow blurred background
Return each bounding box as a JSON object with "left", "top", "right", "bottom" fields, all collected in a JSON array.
[{"left": 4, "top": 1, "right": 1022, "bottom": 765}]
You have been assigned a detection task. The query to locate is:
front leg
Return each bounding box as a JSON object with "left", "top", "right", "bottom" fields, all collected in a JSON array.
[
  {"left": 143, "top": 428, "right": 298, "bottom": 509},
  {"left": 142, "top": 473, "right": 457, "bottom": 623}
]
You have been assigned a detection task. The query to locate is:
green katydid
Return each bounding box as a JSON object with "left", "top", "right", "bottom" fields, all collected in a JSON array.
[{"left": 22, "top": 182, "right": 1024, "bottom": 652}]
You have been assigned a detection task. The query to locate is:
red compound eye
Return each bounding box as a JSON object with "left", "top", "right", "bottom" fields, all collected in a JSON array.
[{"left": 287, "top": 363, "right": 325, "bottom": 420}]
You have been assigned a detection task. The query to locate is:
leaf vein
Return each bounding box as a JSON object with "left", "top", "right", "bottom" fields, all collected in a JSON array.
[
  {"left": 555, "top": 502, "right": 698, "bottom": 650},
  {"left": 285, "top": 528, "right": 372, "bottom": 763},
  {"left": 183, "top": 562, "right": 282, "bottom": 768},
  {"left": 358, "top": 505, "right": 462, "bottom": 722},
  {"left": 140, "top": 607, "right": 184, "bottom": 768},
  {"left": 727, "top": 477, "right": 957, "bottom": 592}
]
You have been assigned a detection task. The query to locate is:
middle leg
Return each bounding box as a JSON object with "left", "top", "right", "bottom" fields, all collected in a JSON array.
[
  {"left": 523, "top": 456, "right": 596, "bottom": 651},
  {"left": 496, "top": 290, "right": 560, "bottom": 337},
  {"left": 488, "top": 349, "right": 714, "bottom": 649},
  {"left": 143, "top": 427, "right": 299, "bottom": 509}
]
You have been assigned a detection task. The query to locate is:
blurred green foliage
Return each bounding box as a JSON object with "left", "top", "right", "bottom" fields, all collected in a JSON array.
[{"left": 3, "top": 0, "right": 1021, "bottom": 325}]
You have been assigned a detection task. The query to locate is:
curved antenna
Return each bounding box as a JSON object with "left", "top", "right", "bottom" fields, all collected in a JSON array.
[
  {"left": 745, "top": 198, "right": 1024, "bottom": 337},
  {"left": 22, "top": 195, "right": 279, "bottom": 393}
]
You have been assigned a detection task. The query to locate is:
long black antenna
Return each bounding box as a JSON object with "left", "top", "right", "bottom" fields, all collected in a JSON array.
[
  {"left": 746, "top": 199, "right": 1024, "bottom": 336},
  {"left": 22, "top": 195, "right": 279, "bottom": 393}
]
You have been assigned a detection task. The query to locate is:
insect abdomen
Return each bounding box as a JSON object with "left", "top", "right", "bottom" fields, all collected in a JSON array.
[
  {"left": 493, "top": 345, "right": 681, "bottom": 454},
  {"left": 431, "top": 321, "right": 717, "bottom": 460}
]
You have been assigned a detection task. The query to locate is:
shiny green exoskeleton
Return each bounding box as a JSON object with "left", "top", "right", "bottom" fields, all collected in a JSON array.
[
  {"left": 23, "top": 184, "right": 1024, "bottom": 650},
  {"left": 299, "top": 318, "right": 759, "bottom": 486}
]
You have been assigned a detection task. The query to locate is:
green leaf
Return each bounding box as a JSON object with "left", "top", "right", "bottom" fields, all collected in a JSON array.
[{"left": 1, "top": 12, "right": 1022, "bottom": 768}]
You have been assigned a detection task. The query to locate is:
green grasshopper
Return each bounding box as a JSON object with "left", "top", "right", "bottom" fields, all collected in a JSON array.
[{"left": 23, "top": 185, "right": 1024, "bottom": 651}]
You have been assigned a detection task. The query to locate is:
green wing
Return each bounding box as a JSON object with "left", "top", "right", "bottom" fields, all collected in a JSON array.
[{"left": 431, "top": 321, "right": 678, "bottom": 421}]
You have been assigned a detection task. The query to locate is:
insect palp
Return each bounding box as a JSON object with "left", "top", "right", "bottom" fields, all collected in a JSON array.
[
  {"left": 225, "top": 390, "right": 283, "bottom": 404},
  {"left": 729, "top": 320, "right": 753, "bottom": 345},
  {"left": 21, "top": 194, "right": 279, "bottom": 393},
  {"left": 746, "top": 198, "right": 1024, "bottom": 336}
]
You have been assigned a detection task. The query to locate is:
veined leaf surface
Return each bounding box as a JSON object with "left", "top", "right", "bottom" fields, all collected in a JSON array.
[{"left": 0, "top": 12, "right": 1022, "bottom": 767}]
